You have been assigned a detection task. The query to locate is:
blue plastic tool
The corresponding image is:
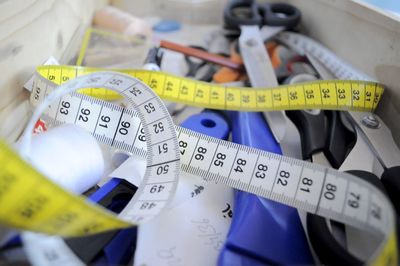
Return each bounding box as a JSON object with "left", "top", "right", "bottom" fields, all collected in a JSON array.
[
  {"left": 180, "top": 111, "right": 230, "bottom": 140},
  {"left": 153, "top": 20, "right": 181, "bottom": 32},
  {"left": 218, "top": 111, "right": 314, "bottom": 265}
]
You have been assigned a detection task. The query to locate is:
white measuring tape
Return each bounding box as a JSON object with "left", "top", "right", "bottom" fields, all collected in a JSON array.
[{"left": 276, "top": 32, "right": 375, "bottom": 81}]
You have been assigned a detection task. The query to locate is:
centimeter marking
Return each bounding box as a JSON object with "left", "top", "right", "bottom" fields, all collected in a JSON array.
[
  {"left": 37, "top": 65, "right": 384, "bottom": 112},
  {"left": 31, "top": 73, "right": 394, "bottom": 239}
]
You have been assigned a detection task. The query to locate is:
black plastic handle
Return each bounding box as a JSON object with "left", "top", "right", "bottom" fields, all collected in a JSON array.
[
  {"left": 286, "top": 110, "right": 327, "bottom": 160},
  {"left": 324, "top": 111, "right": 356, "bottom": 169},
  {"left": 381, "top": 166, "right": 400, "bottom": 215},
  {"left": 223, "top": 0, "right": 262, "bottom": 30},
  {"left": 261, "top": 3, "right": 301, "bottom": 28},
  {"left": 65, "top": 179, "right": 137, "bottom": 263},
  {"left": 184, "top": 45, "right": 208, "bottom": 77},
  {"left": 144, "top": 47, "right": 163, "bottom": 67},
  {"left": 307, "top": 170, "right": 385, "bottom": 265}
]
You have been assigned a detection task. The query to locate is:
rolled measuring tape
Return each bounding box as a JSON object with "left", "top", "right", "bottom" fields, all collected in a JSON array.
[
  {"left": 0, "top": 69, "right": 396, "bottom": 265},
  {"left": 35, "top": 65, "right": 383, "bottom": 112}
]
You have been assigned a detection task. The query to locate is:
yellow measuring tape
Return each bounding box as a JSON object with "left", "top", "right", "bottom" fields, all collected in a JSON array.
[
  {"left": 37, "top": 65, "right": 384, "bottom": 112},
  {"left": 0, "top": 141, "right": 130, "bottom": 237}
]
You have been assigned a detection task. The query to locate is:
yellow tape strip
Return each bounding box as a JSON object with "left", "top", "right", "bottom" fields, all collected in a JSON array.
[
  {"left": 0, "top": 140, "right": 130, "bottom": 237},
  {"left": 38, "top": 65, "right": 384, "bottom": 112},
  {"left": 372, "top": 231, "right": 398, "bottom": 266}
]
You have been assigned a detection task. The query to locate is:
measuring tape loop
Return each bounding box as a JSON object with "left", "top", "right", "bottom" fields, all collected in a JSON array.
[
  {"left": 36, "top": 65, "right": 384, "bottom": 112},
  {"left": 0, "top": 71, "right": 396, "bottom": 265},
  {"left": 3, "top": 71, "right": 181, "bottom": 236}
]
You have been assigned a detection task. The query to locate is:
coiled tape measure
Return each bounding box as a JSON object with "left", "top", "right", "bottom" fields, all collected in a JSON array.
[{"left": 0, "top": 33, "right": 397, "bottom": 265}]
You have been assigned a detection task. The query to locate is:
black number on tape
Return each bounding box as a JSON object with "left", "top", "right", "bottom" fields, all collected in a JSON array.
[
  {"left": 179, "top": 140, "right": 187, "bottom": 155},
  {"left": 144, "top": 102, "right": 156, "bottom": 113},
  {"left": 59, "top": 101, "right": 70, "bottom": 115},
  {"left": 195, "top": 147, "right": 207, "bottom": 161},
  {"left": 324, "top": 183, "right": 337, "bottom": 200},
  {"left": 138, "top": 127, "right": 146, "bottom": 142},
  {"left": 156, "top": 164, "right": 169, "bottom": 175},
  {"left": 150, "top": 185, "right": 165, "bottom": 193},
  {"left": 129, "top": 87, "right": 142, "bottom": 96},
  {"left": 99, "top": 115, "right": 110, "bottom": 128},
  {"left": 273, "top": 93, "right": 281, "bottom": 101},
  {"left": 348, "top": 192, "right": 360, "bottom": 209},
  {"left": 153, "top": 122, "right": 164, "bottom": 134},
  {"left": 277, "top": 170, "right": 290, "bottom": 186},
  {"left": 353, "top": 89, "right": 360, "bottom": 101},
  {"left": 213, "top": 153, "right": 226, "bottom": 167},
  {"left": 166, "top": 81, "right": 174, "bottom": 91},
  {"left": 305, "top": 89, "right": 314, "bottom": 99},
  {"left": 255, "top": 163, "right": 268, "bottom": 179},
  {"left": 300, "top": 177, "right": 313, "bottom": 193},
  {"left": 78, "top": 108, "right": 90, "bottom": 122},
  {"left": 371, "top": 202, "right": 382, "bottom": 220},
  {"left": 158, "top": 143, "right": 168, "bottom": 154},
  {"left": 140, "top": 202, "right": 156, "bottom": 210},
  {"left": 338, "top": 88, "right": 346, "bottom": 99},
  {"left": 119, "top": 121, "right": 131, "bottom": 135},
  {"left": 233, "top": 158, "right": 247, "bottom": 173},
  {"left": 322, "top": 88, "right": 330, "bottom": 98},
  {"left": 109, "top": 78, "right": 123, "bottom": 85}
]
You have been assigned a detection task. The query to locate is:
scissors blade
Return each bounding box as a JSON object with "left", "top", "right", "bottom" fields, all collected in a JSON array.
[
  {"left": 239, "top": 26, "right": 278, "bottom": 87},
  {"left": 308, "top": 52, "right": 400, "bottom": 169},
  {"left": 346, "top": 112, "right": 400, "bottom": 170},
  {"left": 260, "top": 25, "right": 285, "bottom": 41},
  {"left": 239, "top": 25, "right": 302, "bottom": 159}
]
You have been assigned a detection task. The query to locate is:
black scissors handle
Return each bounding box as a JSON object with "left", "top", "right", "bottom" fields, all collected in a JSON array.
[
  {"left": 184, "top": 45, "right": 218, "bottom": 82},
  {"left": 261, "top": 3, "right": 301, "bottom": 28},
  {"left": 184, "top": 45, "right": 208, "bottom": 77},
  {"left": 224, "top": 0, "right": 301, "bottom": 31},
  {"left": 286, "top": 110, "right": 327, "bottom": 160},
  {"left": 224, "top": 0, "right": 262, "bottom": 30}
]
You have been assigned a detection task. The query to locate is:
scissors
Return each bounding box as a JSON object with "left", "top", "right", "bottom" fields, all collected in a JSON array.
[
  {"left": 224, "top": 0, "right": 301, "bottom": 40},
  {"left": 304, "top": 110, "right": 400, "bottom": 264},
  {"left": 299, "top": 52, "right": 400, "bottom": 264},
  {"left": 223, "top": 0, "right": 303, "bottom": 158}
]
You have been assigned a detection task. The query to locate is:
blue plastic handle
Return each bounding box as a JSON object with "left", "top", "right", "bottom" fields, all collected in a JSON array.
[{"left": 218, "top": 111, "right": 314, "bottom": 265}]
